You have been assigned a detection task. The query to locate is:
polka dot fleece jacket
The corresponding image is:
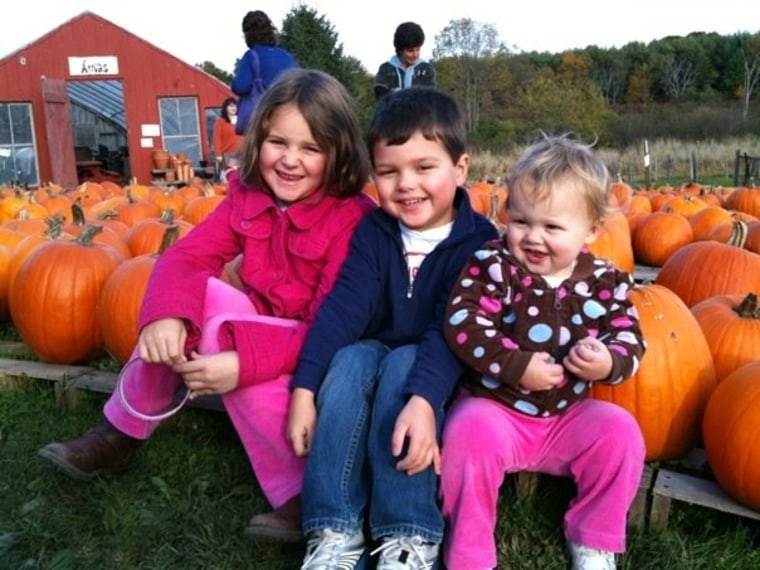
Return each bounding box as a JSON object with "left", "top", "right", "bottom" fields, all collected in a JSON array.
[{"left": 444, "top": 237, "right": 646, "bottom": 417}]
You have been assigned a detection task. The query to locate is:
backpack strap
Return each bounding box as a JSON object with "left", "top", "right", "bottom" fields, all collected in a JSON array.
[{"left": 249, "top": 48, "right": 262, "bottom": 84}]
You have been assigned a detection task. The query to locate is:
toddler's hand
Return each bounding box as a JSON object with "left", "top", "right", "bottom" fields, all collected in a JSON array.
[
  {"left": 518, "top": 352, "right": 566, "bottom": 391},
  {"left": 563, "top": 337, "right": 612, "bottom": 382}
]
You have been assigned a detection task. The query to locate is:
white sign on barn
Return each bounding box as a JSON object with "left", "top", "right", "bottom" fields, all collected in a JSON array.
[{"left": 68, "top": 56, "right": 119, "bottom": 76}]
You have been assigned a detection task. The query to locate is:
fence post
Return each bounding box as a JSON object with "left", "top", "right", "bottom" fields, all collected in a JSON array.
[
  {"left": 643, "top": 139, "right": 651, "bottom": 189},
  {"left": 734, "top": 150, "right": 741, "bottom": 187},
  {"left": 690, "top": 152, "right": 698, "bottom": 182}
]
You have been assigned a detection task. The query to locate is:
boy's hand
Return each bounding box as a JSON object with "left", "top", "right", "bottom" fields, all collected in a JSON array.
[
  {"left": 172, "top": 350, "right": 239, "bottom": 397},
  {"left": 563, "top": 337, "right": 613, "bottom": 382},
  {"left": 518, "top": 352, "right": 567, "bottom": 391},
  {"left": 392, "top": 396, "right": 440, "bottom": 476},
  {"left": 287, "top": 388, "right": 317, "bottom": 456}
]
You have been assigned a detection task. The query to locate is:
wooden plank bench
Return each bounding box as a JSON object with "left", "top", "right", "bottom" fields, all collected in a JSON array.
[
  {"left": 515, "top": 465, "right": 654, "bottom": 531},
  {"left": 4, "top": 346, "right": 760, "bottom": 532},
  {"left": 649, "top": 469, "right": 760, "bottom": 530},
  {"left": 0, "top": 355, "right": 223, "bottom": 412},
  {"left": 633, "top": 264, "right": 659, "bottom": 284}
]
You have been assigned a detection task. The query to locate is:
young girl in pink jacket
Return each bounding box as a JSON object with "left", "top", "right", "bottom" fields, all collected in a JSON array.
[{"left": 38, "top": 68, "right": 375, "bottom": 542}]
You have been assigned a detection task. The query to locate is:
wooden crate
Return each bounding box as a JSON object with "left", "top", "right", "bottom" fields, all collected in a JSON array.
[{"left": 648, "top": 449, "right": 760, "bottom": 530}]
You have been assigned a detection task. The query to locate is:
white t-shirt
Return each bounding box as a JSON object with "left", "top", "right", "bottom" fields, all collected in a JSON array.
[{"left": 400, "top": 221, "right": 453, "bottom": 287}]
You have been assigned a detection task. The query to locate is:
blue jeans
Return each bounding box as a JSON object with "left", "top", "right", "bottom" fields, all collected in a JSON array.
[{"left": 302, "top": 340, "right": 444, "bottom": 545}]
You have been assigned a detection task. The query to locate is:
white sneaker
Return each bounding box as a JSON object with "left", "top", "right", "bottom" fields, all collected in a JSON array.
[
  {"left": 301, "top": 528, "right": 365, "bottom": 570},
  {"left": 568, "top": 542, "right": 616, "bottom": 570},
  {"left": 371, "top": 535, "right": 439, "bottom": 569}
]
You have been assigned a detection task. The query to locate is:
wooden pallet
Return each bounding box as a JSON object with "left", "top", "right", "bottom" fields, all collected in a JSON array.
[
  {"left": 0, "top": 350, "right": 223, "bottom": 412},
  {"left": 648, "top": 449, "right": 760, "bottom": 530},
  {"left": 633, "top": 264, "right": 659, "bottom": 284}
]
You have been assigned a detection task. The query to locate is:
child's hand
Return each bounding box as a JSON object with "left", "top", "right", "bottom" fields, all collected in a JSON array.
[
  {"left": 172, "top": 350, "right": 239, "bottom": 398},
  {"left": 563, "top": 337, "right": 613, "bottom": 382},
  {"left": 518, "top": 352, "right": 567, "bottom": 391},
  {"left": 392, "top": 396, "right": 440, "bottom": 476},
  {"left": 137, "top": 318, "right": 187, "bottom": 366},
  {"left": 287, "top": 388, "right": 317, "bottom": 457}
]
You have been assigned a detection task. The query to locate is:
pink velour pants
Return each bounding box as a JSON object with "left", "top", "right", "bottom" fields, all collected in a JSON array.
[
  {"left": 103, "top": 277, "right": 305, "bottom": 508},
  {"left": 440, "top": 394, "right": 645, "bottom": 570}
]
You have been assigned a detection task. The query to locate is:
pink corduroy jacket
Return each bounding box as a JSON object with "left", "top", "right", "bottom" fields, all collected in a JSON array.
[{"left": 138, "top": 171, "right": 376, "bottom": 387}]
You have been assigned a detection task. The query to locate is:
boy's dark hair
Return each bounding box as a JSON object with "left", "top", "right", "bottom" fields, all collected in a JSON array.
[
  {"left": 238, "top": 68, "right": 371, "bottom": 198},
  {"left": 242, "top": 10, "right": 277, "bottom": 47},
  {"left": 367, "top": 87, "right": 466, "bottom": 167},
  {"left": 393, "top": 22, "right": 425, "bottom": 52}
]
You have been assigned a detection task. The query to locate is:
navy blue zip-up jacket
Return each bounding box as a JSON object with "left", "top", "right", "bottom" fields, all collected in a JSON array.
[{"left": 291, "top": 187, "right": 498, "bottom": 412}]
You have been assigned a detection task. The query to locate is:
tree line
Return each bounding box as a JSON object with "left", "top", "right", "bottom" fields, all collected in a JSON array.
[{"left": 199, "top": 6, "right": 760, "bottom": 151}]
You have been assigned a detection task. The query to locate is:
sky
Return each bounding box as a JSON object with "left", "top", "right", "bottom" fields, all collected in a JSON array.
[{"left": 1, "top": 1, "right": 757, "bottom": 74}]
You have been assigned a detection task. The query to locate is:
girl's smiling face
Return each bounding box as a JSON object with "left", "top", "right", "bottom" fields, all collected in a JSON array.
[
  {"left": 372, "top": 131, "right": 468, "bottom": 231},
  {"left": 506, "top": 178, "right": 600, "bottom": 279},
  {"left": 259, "top": 104, "right": 326, "bottom": 205}
]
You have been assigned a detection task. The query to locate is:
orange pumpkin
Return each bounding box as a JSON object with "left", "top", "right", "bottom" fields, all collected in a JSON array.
[
  {"left": 723, "top": 187, "right": 760, "bottom": 218},
  {"left": 587, "top": 212, "right": 634, "bottom": 273},
  {"left": 182, "top": 192, "right": 225, "bottom": 226},
  {"left": 99, "top": 226, "right": 180, "bottom": 364},
  {"left": 690, "top": 292, "right": 760, "bottom": 385},
  {"left": 631, "top": 210, "right": 693, "bottom": 267},
  {"left": 125, "top": 209, "right": 193, "bottom": 257},
  {"left": 702, "top": 362, "right": 760, "bottom": 510},
  {"left": 10, "top": 226, "right": 125, "bottom": 363},
  {"left": 655, "top": 236, "right": 760, "bottom": 307},
  {"left": 591, "top": 284, "right": 717, "bottom": 461}
]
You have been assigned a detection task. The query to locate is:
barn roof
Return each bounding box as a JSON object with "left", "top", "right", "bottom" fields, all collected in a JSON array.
[{"left": 67, "top": 80, "right": 126, "bottom": 130}]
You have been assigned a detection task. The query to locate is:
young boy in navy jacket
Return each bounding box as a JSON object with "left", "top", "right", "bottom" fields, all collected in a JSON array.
[{"left": 287, "top": 87, "right": 498, "bottom": 569}]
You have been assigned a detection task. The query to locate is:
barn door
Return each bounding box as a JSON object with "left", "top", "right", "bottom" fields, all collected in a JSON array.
[{"left": 41, "top": 77, "right": 77, "bottom": 187}]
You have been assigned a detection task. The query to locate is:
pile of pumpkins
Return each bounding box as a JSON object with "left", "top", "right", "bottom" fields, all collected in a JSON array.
[{"left": 1, "top": 176, "right": 759, "bottom": 512}]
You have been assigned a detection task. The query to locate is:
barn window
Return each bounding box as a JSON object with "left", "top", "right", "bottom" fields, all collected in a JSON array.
[
  {"left": 0, "top": 103, "right": 39, "bottom": 186},
  {"left": 158, "top": 97, "right": 202, "bottom": 166}
]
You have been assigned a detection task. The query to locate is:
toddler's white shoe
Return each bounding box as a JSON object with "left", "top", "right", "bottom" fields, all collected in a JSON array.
[
  {"left": 301, "top": 528, "right": 365, "bottom": 570},
  {"left": 372, "top": 535, "right": 439, "bottom": 569},
  {"left": 568, "top": 542, "right": 616, "bottom": 570}
]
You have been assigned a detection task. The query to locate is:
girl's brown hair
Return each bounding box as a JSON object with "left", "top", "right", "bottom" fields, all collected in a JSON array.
[{"left": 237, "top": 68, "right": 371, "bottom": 199}]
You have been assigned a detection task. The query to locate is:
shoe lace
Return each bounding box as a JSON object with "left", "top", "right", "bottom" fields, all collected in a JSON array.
[
  {"left": 371, "top": 536, "right": 435, "bottom": 570},
  {"left": 301, "top": 529, "right": 361, "bottom": 570}
]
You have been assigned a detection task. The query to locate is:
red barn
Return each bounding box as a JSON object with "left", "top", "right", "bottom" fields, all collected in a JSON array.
[{"left": 0, "top": 11, "right": 235, "bottom": 188}]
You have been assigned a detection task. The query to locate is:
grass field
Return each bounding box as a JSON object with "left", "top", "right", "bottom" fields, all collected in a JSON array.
[{"left": 2, "top": 377, "right": 760, "bottom": 569}]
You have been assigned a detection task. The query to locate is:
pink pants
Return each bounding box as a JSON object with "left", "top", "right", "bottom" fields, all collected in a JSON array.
[
  {"left": 440, "top": 394, "right": 645, "bottom": 570},
  {"left": 103, "top": 277, "right": 305, "bottom": 508}
]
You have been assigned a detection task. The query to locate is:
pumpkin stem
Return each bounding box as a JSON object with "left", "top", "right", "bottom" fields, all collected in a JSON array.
[
  {"left": 732, "top": 293, "right": 760, "bottom": 319},
  {"left": 71, "top": 201, "right": 86, "bottom": 226},
  {"left": 159, "top": 209, "right": 176, "bottom": 224},
  {"left": 75, "top": 224, "right": 104, "bottom": 246},
  {"left": 157, "top": 225, "right": 180, "bottom": 255},
  {"left": 726, "top": 220, "right": 748, "bottom": 249}
]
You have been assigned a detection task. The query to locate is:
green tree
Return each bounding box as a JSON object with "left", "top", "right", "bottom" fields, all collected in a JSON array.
[
  {"left": 279, "top": 5, "right": 374, "bottom": 125},
  {"left": 514, "top": 69, "right": 616, "bottom": 143},
  {"left": 433, "top": 18, "right": 509, "bottom": 132},
  {"left": 739, "top": 32, "right": 760, "bottom": 121},
  {"left": 196, "top": 61, "right": 233, "bottom": 85}
]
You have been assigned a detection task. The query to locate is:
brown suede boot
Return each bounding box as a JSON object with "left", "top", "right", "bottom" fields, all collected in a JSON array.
[
  {"left": 37, "top": 421, "right": 141, "bottom": 481},
  {"left": 245, "top": 494, "right": 303, "bottom": 542}
]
